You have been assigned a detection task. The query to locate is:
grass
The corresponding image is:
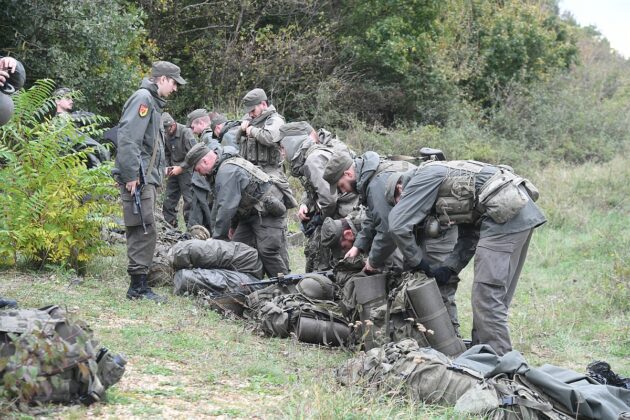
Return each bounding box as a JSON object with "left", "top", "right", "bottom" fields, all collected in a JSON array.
[{"left": 0, "top": 158, "right": 628, "bottom": 418}]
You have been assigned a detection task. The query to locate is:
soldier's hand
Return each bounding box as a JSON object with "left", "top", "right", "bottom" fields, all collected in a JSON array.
[
  {"left": 0, "top": 70, "right": 8, "bottom": 87},
  {"left": 432, "top": 266, "right": 455, "bottom": 285},
  {"left": 364, "top": 259, "right": 380, "bottom": 274},
  {"left": 0, "top": 57, "right": 17, "bottom": 73},
  {"left": 126, "top": 180, "right": 139, "bottom": 194},
  {"left": 297, "top": 205, "right": 310, "bottom": 221},
  {"left": 228, "top": 228, "right": 235, "bottom": 240},
  {"left": 240, "top": 120, "right": 250, "bottom": 133},
  {"left": 345, "top": 246, "right": 360, "bottom": 259},
  {"left": 169, "top": 166, "right": 183, "bottom": 176}
]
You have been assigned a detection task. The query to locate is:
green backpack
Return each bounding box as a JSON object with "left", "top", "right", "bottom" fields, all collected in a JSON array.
[{"left": 0, "top": 306, "right": 126, "bottom": 405}]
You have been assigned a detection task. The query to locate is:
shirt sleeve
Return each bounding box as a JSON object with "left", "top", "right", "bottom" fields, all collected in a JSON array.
[
  {"left": 388, "top": 167, "right": 444, "bottom": 269},
  {"left": 116, "top": 91, "right": 152, "bottom": 182},
  {"left": 304, "top": 153, "right": 337, "bottom": 217},
  {"left": 211, "top": 165, "right": 249, "bottom": 239},
  {"left": 249, "top": 113, "right": 284, "bottom": 147}
]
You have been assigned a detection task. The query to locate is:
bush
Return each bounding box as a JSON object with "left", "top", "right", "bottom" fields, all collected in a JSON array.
[{"left": 0, "top": 80, "right": 118, "bottom": 273}]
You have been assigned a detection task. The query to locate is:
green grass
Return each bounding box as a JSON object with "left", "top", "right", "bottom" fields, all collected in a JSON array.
[{"left": 0, "top": 158, "right": 628, "bottom": 418}]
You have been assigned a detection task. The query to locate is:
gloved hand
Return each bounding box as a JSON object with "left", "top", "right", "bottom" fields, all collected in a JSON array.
[
  {"left": 432, "top": 266, "right": 455, "bottom": 285},
  {"left": 411, "top": 259, "right": 433, "bottom": 276}
]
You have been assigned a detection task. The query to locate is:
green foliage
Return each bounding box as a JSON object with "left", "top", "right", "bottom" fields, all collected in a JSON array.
[
  {"left": 0, "top": 80, "right": 118, "bottom": 272},
  {"left": 0, "top": 0, "right": 151, "bottom": 120}
]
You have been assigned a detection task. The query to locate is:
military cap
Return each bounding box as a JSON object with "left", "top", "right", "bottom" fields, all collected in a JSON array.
[
  {"left": 53, "top": 87, "right": 72, "bottom": 97},
  {"left": 185, "top": 143, "right": 211, "bottom": 169},
  {"left": 151, "top": 61, "right": 186, "bottom": 85},
  {"left": 320, "top": 217, "right": 344, "bottom": 249},
  {"left": 242, "top": 88, "right": 267, "bottom": 113},
  {"left": 323, "top": 152, "right": 353, "bottom": 186},
  {"left": 161, "top": 112, "right": 175, "bottom": 128},
  {"left": 186, "top": 108, "right": 209, "bottom": 127},
  {"left": 278, "top": 121, "right": 315, "bottom": 141},
  {"left": 210, "top": 113, "right": 228, "bottom": 132}
]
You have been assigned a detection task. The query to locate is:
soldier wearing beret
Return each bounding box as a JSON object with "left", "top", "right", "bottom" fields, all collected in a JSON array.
[
  {"left": 114, "top": 60, "right": 186, "bottom": 302},
  {"left": 182, "top": 142, "right": 292, "bottom": 277},
  {"left": 279, "top": 121, "right": 358, "bottom": 271},
  {"left": 162, "top": 112, "right": 197, "bottom": 228}
]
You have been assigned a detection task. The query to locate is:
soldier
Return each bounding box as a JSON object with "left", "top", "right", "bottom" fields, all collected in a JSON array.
[
  {"left": 186, "top": 108, "right": 214, "bottom": 144},
  {"left": 162, "top": 112, "right": 197, "bottom": 228},
  {"left": 322, "top": 151, "right": 415, "bottom": 273},
  {"left": 387, "top": 160, "right": 546, "bottom": 354},
  {"left": 182, "top": 143, "right": 292, "bottom": 277},
  {"left": 53, "top": 87, "right": 74, "bottom": 115},
  {"left": 0, "top": 55, "right": 20, "bottom": 308},
  {"left": 114, "top": 60, "right": 186, "bottom": 302},
  {"left": 238, "top": 88, "right": 285, "bottom": 177},
  {"left": 278, "top": 121, "right": 358, "bottom": 271},
  {"left": 210, "top": 113, "right": 240, "bottom": 149}
]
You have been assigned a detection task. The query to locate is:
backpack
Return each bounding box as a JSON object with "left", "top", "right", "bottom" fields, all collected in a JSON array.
[{"left": 0, "top": 306, "right": 126, "bottom": 405}]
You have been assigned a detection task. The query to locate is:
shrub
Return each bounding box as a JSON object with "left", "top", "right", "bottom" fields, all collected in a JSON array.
[{"left": 0, "top": 80, "right": 118, "bottom": 273}]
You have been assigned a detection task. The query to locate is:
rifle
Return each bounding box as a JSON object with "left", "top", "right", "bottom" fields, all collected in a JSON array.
[
  {"left": 300, "top": 212, "right": 323, "bottom": 237},
  {"left": 242, "top": 271, "right": 334, "bottom": 289},
  {"left": 132, "top": 158, "right": 147, "bottom": 234}
]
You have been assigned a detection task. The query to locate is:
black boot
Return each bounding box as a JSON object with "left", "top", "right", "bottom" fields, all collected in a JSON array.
[
  {"left": 0, "top": 297, "right": 18, "bottom": 309},
  {"left": 138, "top": 274, "right": 167, "bottom": 303},
  {"left": 126, "top": 274, "right": 144, "bottom": 300}
]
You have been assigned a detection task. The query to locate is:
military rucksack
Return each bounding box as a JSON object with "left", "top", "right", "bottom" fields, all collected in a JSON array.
[{"left": 0, "top": 306, "right": 126, "bottom": 405}]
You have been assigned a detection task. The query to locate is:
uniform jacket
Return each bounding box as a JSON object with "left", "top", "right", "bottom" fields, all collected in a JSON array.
[
  {"left": 217, "top": 121, "right": 241, "bottom": 149},
  {"left": 388, "top": 163, "right": 547, "bottom": 272},
  {"left": 165, "top": 123, "right": 197, "bottom": 167},
  {"left": 115, "top": 78, "right": 166, "bottom": 186},
  {"left": 241, "top": 105, "right": 285, "bottom": 167}
]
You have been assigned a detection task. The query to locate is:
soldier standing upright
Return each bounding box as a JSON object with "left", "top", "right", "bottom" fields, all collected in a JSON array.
[
  {"left": 114, "top": 61, "right": 185, "bottom": 302},
  {"left": 162, "top": 112, "right": 197, "bottom": 228}
]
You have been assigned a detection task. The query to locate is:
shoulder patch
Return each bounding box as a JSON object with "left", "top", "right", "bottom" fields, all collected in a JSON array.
[{"left": 138, "top": 104, "right": 149, "bottom": 117}]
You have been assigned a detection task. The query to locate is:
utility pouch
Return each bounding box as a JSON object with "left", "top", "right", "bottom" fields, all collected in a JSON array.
[{"left": 478, "top": 170, "right": 528, "bottom": 224}]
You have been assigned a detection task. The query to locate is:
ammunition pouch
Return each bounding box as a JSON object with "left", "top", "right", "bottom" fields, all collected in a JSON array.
[{"left": 478, "top": 169, "right": 532, "bottom": 224}]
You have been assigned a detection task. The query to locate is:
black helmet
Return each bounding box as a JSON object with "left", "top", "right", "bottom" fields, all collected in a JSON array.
[
  {"left": 0, "top": 92, "right": 14, "bottom": 126},
  {"left": 1, "top": 59, "right": 26, "bottom": 95}
]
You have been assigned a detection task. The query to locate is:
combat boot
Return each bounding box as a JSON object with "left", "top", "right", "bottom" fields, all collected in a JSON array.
[
  {"left": 126, "top": 274, "right": 144, "bottom": 300},
  {"left": 139, "top": 275, "right": 167, "bottom": 303},
  {"left": 0, "top": 296, "right": 18, "bottom": 309}
]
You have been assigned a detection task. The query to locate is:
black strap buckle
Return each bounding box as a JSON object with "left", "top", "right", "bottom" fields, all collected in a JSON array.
[{"left": 501, "top": 395, "right": 517, "bottom": 407}]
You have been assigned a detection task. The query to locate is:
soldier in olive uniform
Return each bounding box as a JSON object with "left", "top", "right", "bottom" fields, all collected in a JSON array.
[
  {"left": 387, "top": 160, "right": 546, "bottom": 354},
  {"left": 279, "top": 121, "right": 358, "bottom": 271},
  {"left": 114, "top": 61, "right": 186, "bottom": 302},
  {"left": 210, "top": 113, "right": 241, "bottom": 149},
  {"left": 162, "top": 112, "right": 197, "bottom": 228},
  {"left": 182, "top": 143, "right": 292, "bottom": 277}
]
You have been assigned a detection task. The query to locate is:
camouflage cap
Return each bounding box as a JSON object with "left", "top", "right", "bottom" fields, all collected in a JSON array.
[
  {"left": 161, "top": 112, "right": 176, "bottom": 128},
  {"left": 185, "top": 142, "right": 211, "bottom": 169},
  {"left": 278, "top": 121, "right": 315, "bottom": 141},
  {"left": 320, "top": 217, "right": 344, "bottom": 249},
  {"left": 323, "top": 152, "right": 353, "bottom": 186},
  {"left": 151, "top": 61, "right": 186, "bottom": 85},
  {"left": 242, "top": 88, "right": 267, "bottom": 113},
  {"left": 53, "top": 87, "right": 72, "bottom": 97},
  {"left": 186, "top": 108, "right": 209, "bottom": 127},
  {"left": 210, "top": 113, "right": 228, "bottom": 132}
]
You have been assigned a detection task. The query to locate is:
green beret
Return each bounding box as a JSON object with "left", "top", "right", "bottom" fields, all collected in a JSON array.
[
  {"left": 242, "top": 88, "right": 267, "bottom": 113},
  {"left": 185, "top": 143, "right": 211, "bottom": 169},
  {"left": 161, "top": 112, "right": 175, "bottom": 128},
  {"left": 320, "top": 217, "right": 344, "bottom": 249},
  {"left": 278, "top": 121, "right": 315, "bottom": 141},
  {"left": 151, "top": 61, "right": 186, "bottom": 85},
  {"left": 210, "top": 113, "right": 228, "bottom": 132},
  {"left": 323, "top": 152, "right": 353, "bottom": 186},
  {"left": 186, "top": 108, "right": 208, "bottom": 127}
]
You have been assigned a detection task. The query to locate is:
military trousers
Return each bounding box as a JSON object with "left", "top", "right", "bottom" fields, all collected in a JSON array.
[
  {"left": 232, "top": 212, "right": 290, "bottom": 278},
  {"left": 304, "top": 225, "right": 333, "bottom": 272},
  {"left": 423, "top": 227, "right": 461, "bottom": 336},
  {"left": 120, "top": 184, "right": 157, "bottom": 275},
  {"left": 471, "top": 228, "right": 534, "bottom": 355},
  {"left": 162, "top": 170, "right": 192, "bottom": 228}
]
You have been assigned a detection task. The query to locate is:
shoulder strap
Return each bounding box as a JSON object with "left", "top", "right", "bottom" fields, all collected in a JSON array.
[{"left": 224, "top": 157, "right": 271, "bottom": 183}]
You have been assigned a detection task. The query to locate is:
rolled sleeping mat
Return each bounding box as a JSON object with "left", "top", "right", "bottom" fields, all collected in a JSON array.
[
  {"left": 353, "top": 273, "right": 388, "bottom": 350},
  {"left": 296, "top": 316, "right": 351, "bottom": 347},
  {"left": 406, "top": 278, "right": 466, "bottom": 357}
]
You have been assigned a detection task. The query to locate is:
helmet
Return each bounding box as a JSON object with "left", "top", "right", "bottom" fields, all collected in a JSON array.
[
  {"left": 296, "top": 274, "right": 335, "bottom": 300},
  {"left": 0, "top": 92, "right": 14, "bottom": 126},
  {"left": 0, "top": 59, "right": 26, "bottom": 95}
]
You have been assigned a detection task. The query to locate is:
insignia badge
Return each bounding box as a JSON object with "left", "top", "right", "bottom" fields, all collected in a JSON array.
[{"left": 138, "top": 104, "right": 149, "bottom": 117}]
